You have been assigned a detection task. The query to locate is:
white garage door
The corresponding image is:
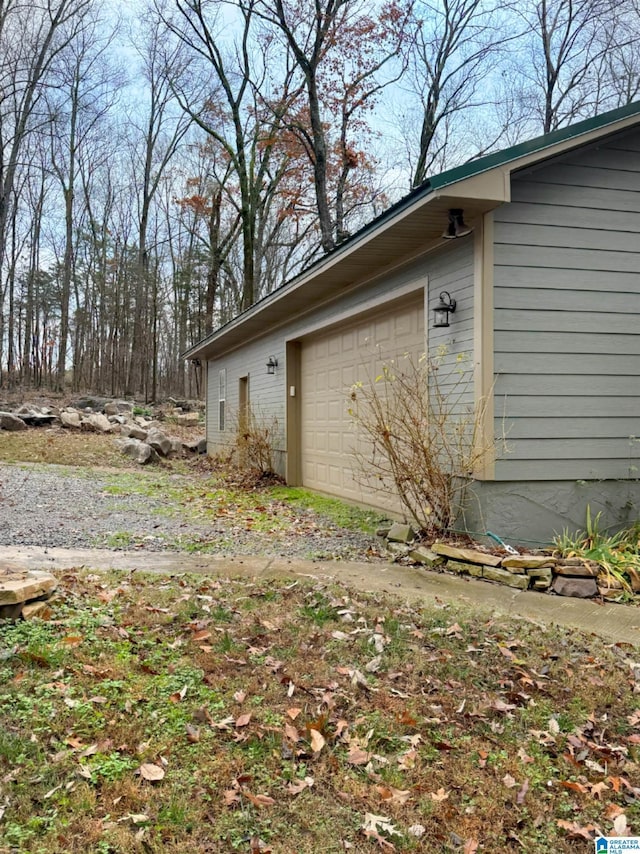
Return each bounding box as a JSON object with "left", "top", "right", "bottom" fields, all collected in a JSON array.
[{"left": 300, "top": 297, "right": 425, "bottom": 507}]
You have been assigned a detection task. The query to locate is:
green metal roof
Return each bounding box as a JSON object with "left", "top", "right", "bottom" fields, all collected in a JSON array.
[{"left": 428, "top": 100, "right": 640, "bottom": 191}]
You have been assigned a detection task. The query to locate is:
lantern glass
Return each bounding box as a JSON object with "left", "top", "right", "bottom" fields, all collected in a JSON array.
[{"left": 433, "top": 306, "right": 450, "bottom": 327}]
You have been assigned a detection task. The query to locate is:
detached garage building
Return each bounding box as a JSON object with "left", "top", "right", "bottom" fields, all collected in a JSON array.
[{"left": 185, "top": 102, "right": 640, "bottom": 543}]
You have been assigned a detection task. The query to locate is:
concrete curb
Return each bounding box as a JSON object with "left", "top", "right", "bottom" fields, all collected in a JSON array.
[{"left": 1, "top": 546, "right": 639, "bottom": 647}]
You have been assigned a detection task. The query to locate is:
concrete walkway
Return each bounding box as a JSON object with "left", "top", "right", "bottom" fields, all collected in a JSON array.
[{"left": 2, "top": 545, "right": 640, "bottom": 647}]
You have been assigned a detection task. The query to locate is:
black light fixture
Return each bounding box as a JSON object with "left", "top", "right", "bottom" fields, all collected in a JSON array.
[
  {"left": 266, "top": 355, "right": 278, "bottom": 375},
  {"left": 433, "top": 291, "right": 456, "bottom": 328},
  {"left": 442, "top": 208, "right": 472, "bottom": 239}
]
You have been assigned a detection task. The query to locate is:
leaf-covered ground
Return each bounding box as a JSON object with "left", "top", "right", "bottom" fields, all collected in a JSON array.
[{"left": 0, "top": 570, "right": 638, "bottom": 853}]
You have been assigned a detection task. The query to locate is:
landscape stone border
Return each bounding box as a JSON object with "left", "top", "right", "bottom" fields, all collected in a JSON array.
[
  {"left": 379, "top": 522, "right": 638, "bottom": 602},
  {"left": 0, "top": 569, "right": 57, "bottom": 620}
]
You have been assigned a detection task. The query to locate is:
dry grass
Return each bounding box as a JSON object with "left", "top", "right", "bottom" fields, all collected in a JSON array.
[
  {"left": 0, "top": 424, "right": 204, "bottom": 470},
  {"left": 0, "top": 570, "right": 638, "bottom": 853}
]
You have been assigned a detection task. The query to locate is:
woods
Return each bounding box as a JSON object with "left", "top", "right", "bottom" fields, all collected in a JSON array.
[{"left": 1, "top": 0, "right": 639, "bottom": 399}]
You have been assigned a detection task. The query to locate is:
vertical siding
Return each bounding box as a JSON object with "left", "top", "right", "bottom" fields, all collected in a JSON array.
[{"left": 493, "top": 127, "right": 640, "bottom": 480}]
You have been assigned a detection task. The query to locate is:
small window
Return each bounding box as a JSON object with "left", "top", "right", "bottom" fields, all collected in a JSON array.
[{"left": 218, "top": 369, "right": 226, "bottom": 431}]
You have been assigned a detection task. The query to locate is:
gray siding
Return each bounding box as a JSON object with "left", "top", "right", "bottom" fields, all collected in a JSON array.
[
  {"left": 206, "top": 329, "right": 288, "bottom": 473},
  {"left": 206, "top": 238, "right": 475, "bottom": 475},
  {"left": 493, "top": 127, "right": 640, "bottom": 481}
]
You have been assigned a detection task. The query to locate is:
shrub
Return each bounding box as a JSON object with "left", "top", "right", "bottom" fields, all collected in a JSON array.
[
  {"left": 347, "top": 348, "right": 499, "bottom": 537},
  {"left": 234, "top": 406, "right": 279, "bottom": 476}
]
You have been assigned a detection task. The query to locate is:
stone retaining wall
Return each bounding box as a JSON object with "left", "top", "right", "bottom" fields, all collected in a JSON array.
[{"left": 379, "top": 523, "right": 638, "bottom": 601}]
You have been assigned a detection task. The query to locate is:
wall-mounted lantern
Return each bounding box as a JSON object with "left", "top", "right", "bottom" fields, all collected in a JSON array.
[
  {"left": 266, "top": 356, "right": 278, "bottom": 375},
  {"left": 433, "top": 291, "right": 457, "bottom": 328}
]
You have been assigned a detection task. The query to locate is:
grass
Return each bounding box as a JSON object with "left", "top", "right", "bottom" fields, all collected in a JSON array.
[{"left": 0, "top": 569, "right": 638, "bottom": 853}]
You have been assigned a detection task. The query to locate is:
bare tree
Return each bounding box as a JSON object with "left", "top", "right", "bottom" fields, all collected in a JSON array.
[
  {"left": 253, "top": 0, "right": 408, "bottom": 252},
  {"left": 404, "top": 0, "right": 511, "bottom": 187},
  {"left": 125, "top": 8, "right": 191, "bottom": 399},
  {"left": 516, "top": 0, "right": 634, "bottom": 133}
]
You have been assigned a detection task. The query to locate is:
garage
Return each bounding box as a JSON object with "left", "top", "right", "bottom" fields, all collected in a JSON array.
[{"left": 299, "top": 295, "right": 425, "bottom": 507}]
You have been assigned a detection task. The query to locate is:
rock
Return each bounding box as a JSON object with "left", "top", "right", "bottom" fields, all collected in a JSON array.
[
  {"left": 115, "top": 438, "right": 158, "bottom": 465},
  {"left": 387, "top": 522, "right": 416, "bottom": 544},
  {"left": 554, "top": 561, "right": 599, "bottom": 578},
  {"left": 482, "top": 565, "right": 530, "bottom": 589},
  {"left": 121, "top": 425, "right": 148, "bottom": 441},
  {"left": 146, "top": 427, "right": 172, "bottom": 457},
  {"left": 173, "top": 412, "right": 200, "bottom": 426},
  {"left": 169, "top": 438, "right": 184, "bottom": 456},
  {"left": 22, "top": 601, "right": 51, "bottom": 620},
  {"left": 551, "top": 576, "right": 598, "bottom": 598},
  {"left": 387, "top": 542, "right": 410, "bottom": 558},
  {"left": 60, "top": 409, "right": 82, "bottom": 429},
  {"left": 75, "top": 396, "right": 109, "bottom": 411},
  {"left": 501, "top": 555, "right": 555, "bottom": 570},
  {"left": 183, "top": 437, "right": 207, "bottom": 454},
  {"left": 83, "top": 413, "right": 113, "bottom": 433},
  {"left": 532, "top": 578, "right": 553, "bottom": 590},
  {"left": 526, "top": 566, "right": 553, "bottom": 585},
  {"left": 409, "top": 547, "right": 444, "bottom": 567},
  {"left": 627, "top": 568, "right": 640, "bottom": 594},
  {"left": 447, "top": 560, "right": 483, "bottom": 577},
  {"left": 104, "top": 400, "right": 134, "bottom": 416},
  {"left": 0, "top": 411, "right": 27, "bottom": 431},
  {"left": 14, "top": 405, "right": 56, "bottom": 426},
  {"left": 0, "top": 570, "right": 57, "bottom": 605},
  {"left": 376, "top": 525, "right": 391, "bottom": 538},
  {"left": 0, "top": 603, "right": 23, "bottom": 620},
  {"left": 432, "top": 543, "right": 502, "bottom": 567}
]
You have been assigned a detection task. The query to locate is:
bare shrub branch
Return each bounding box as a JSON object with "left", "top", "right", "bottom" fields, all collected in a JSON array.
[{"left": 348, "top": 347, "right": 500, "bottom": 536}]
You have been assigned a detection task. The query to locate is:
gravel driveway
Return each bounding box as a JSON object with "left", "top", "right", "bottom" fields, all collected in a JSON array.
[{"left": 0, "top": 462, "right": 382, "bottom": 561}]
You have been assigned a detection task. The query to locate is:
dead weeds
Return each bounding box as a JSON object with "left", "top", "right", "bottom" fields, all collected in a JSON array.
[{"left": 0, "top": 570, "right": 638, "bottom": 853}]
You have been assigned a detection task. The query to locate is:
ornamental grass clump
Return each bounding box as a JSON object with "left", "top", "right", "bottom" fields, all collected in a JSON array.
[{"left": 554, "top": 507, "right": 640, "bottom": 596}]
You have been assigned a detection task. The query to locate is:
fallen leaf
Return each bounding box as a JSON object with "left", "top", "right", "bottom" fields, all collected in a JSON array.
[
  {"left": 185, "top": 724, "right": 200, "bottom": 744},
  {"left": 362, "top": 813, "right": 402, "bottom": 838},
  {"left": 365, "top": 655, "right": 382, "bottom": 673},
  {"left": 556, "top": 819, "right": 599, "bottom": 840},
  {"left": 560, "top": 780, "right": 588, "bottom": 794},
  {"left": 590, "top": 781, "right": 609, "bottom": 799},
  {"left": 286, "top": 707, "right": 302, "bottom": 720},
  {"left": 243, "top": 791, "right": 275, "bottom": 808},
  {"left": 464, "top": 840, "right": 479, "bottom": 854},
  {"left": 309, "top": 729, "right": 325, "bottom": 754},
  {"left": 138, "top": 763, "right": 165, "bottom": 782},
  {"left": 376, "top": 785, "right": 411, "bottom": 805},
  {"left": 503, "top": 774, "right": 518, "bottom": 789},
  {"left": 223, "top": 789, "right": 240, "bottom": 806},
  {"left": 613, "top": 814, "right": 629, "bottom": 836},
  {"left": 235, "top": 713, "right": 252, "bottom": 728},
  {"left": 397, "top": 748, "right": 416, "bottom": 770},
  {"left": 284, "top": 723, "right": 300, "bottom": 742},
  {"left": 429, "top": 788, "right": 450, "bottom": 802},
  {"left": 233, "top": 690, "right": 246, "bottom": 704},
  {"left": 516, "top": 778, "right": 529, "bottom": 804},
  {"left": 60, "top": 635, "right": 83, "bottom": 647},
  {"left": 286, "top": 776, "right": 314, "bottom": 795},
  {"left": 347, "top": 747, "right": 370, "bottom": 766}
]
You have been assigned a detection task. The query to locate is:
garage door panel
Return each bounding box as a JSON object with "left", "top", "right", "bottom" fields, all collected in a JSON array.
[{"left": 300, "top": 298, "right": 425, "bottom": 509}]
